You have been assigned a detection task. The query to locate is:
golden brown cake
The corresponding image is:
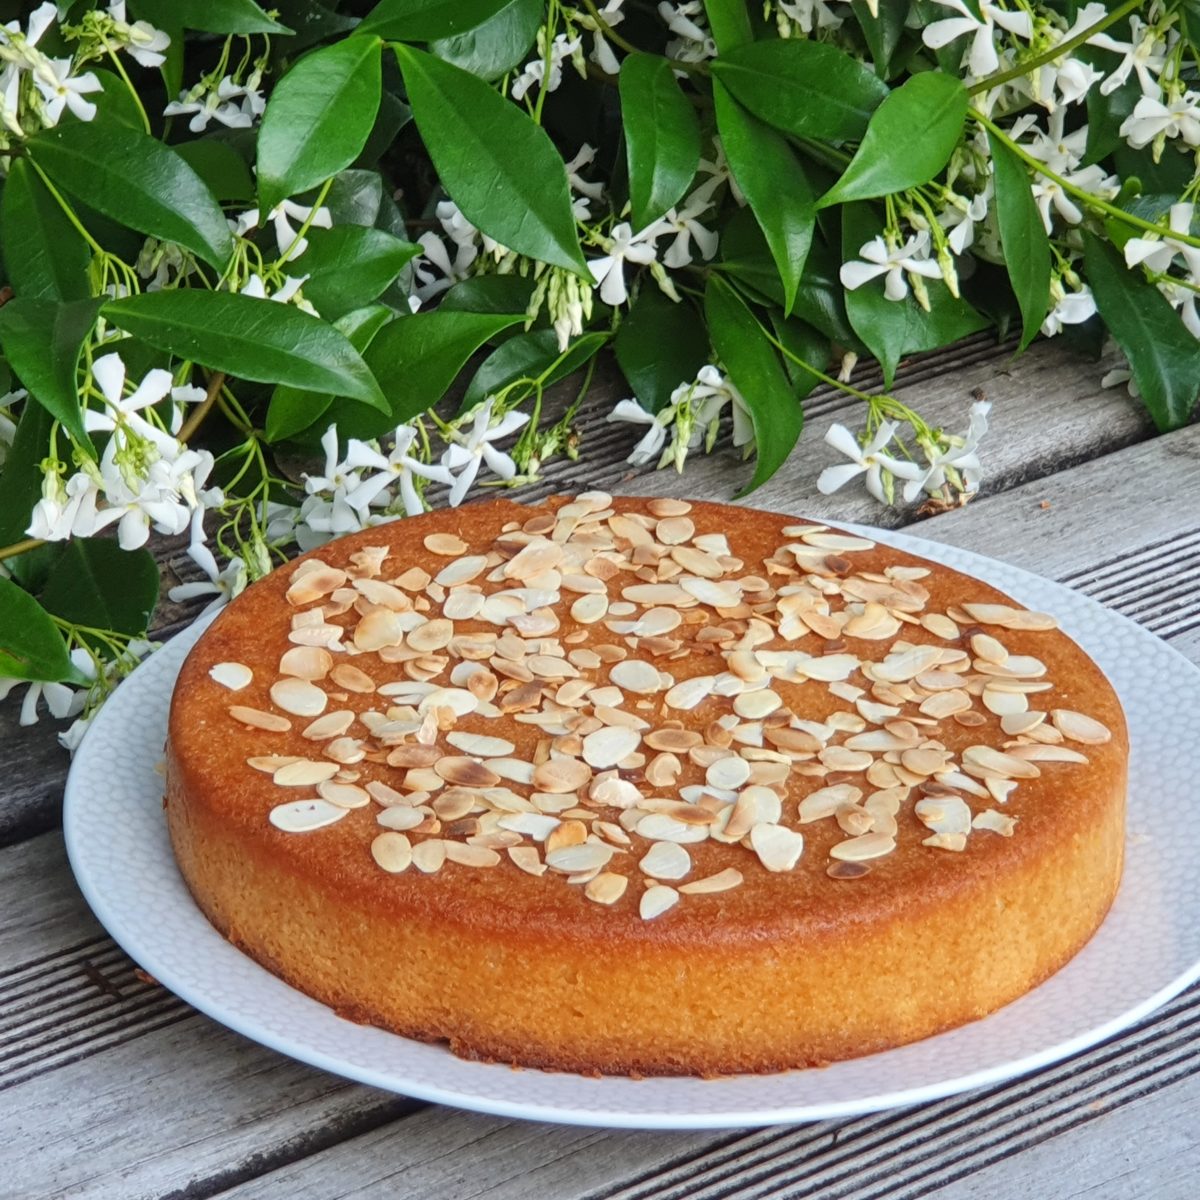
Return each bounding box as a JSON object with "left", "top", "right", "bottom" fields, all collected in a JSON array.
[{"left": 165, "top": 494, "right": 1127, "bottom": 1076}]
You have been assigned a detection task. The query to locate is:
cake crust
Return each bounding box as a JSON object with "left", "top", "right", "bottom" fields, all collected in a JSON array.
[{"left": 165, "top": 496, "right": 1127, "bottom": 1076}]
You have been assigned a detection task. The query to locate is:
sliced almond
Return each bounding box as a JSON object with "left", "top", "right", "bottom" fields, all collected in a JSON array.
[
  {"left": 1052, "top": 709, "right": 1112, "bottom": 745},
  {"left": 638, "top": 841, "right": 692, "bottom": 881},
  {"left": 269, "top": 798, "right": 348, "bottom": 832},
  {"left": 679, "top": 868, "right": 743, "bottom": 895},
  {"left": 371, "top": 831, "right": 412, "bottom": 873},
  {"left": 749, "top": 822, "right": 804, "bottom": 872},
  {"left": 585, "top": 872, "right": 628, "bottom": 905},
  {"left": 210, "top": 662, "right": 252, "bottom": 691},
  {"left": 229, "top": 705, "right": 291, "bottom": 733},
  {"left": 639, "top": 885, "right": 680, "bottom": 920}
]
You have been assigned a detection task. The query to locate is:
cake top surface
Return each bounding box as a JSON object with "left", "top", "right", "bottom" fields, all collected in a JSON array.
[{"left": 169, "top": 493, "right": 1126, "bottom": 934}]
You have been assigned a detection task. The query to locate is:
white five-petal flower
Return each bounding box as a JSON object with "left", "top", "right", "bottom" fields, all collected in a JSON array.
[
  {"left": 840, "top": 232, "right": 942, "bottom": 302},
  {"left": 588, "top": 222, "right": 662, "bottom": 306},
  {"left": 817, "top": 422, "right": 901, "bottom": 504},
  {"left": 922, "top": 0, "right": 1033, "bottom": 79},
  {"left": 441, "top": 399, "right": 530, "bottom": 506}
]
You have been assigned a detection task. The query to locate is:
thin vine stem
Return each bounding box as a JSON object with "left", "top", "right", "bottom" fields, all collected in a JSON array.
[
  {"left": 968, "top": 0, "right": 1143, "bottom": 96},
  {"left": 578, "top": 0, "right": 708, "bottom": 74},
  {"left": 24, "top": 156, "right": 106, "bottom": 257},
  {"left": 176, "top": 371, "right": 227, "bottom": 443},
  {"left": 0, "top": 536, "right": 43, "bottom": 563},
  {"left": 972, "top": 108, "right": 1200, "bottom": 251}
]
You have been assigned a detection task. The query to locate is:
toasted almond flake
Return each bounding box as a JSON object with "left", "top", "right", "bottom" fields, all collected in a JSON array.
[
  {"left": 914, "top": 795, "right": 972, "bottom": 836},
  {"left": 273, "top": 760, "right": 340, "bottom": 786},
  {"left": 302, "top": 710, "right": 355, "bottom": 740},
  {"left": 1052, "top": 709, "right": 1112, "bottom": 745},
  {"left": 664, "top": 675, "right": 714, "bottom": 711},
  {"left": 417, "top": 687, "right": 478, "bottom": 717},
  {"left": 801, "top": 532, "right": 875, "bottom": 552},
  {"left": 269, "top": 677, "right": 328, "bottom": 717},
  {"left": 507, "top": 845, "right": 547, "bottom": 877},
  {"left": 546, "top": 841, "right": 615, "bottom": 874},
  {"left": 622, "top": 583, "right": 692, "bottom": 606},
  {"left": 732, "top": 689, "right": 781, "bottom": 720},
  {"left": 570, "top": 593, "right": 609, "bottom": 625},
  {"left": 269, "top": 799, "right": 348, "bottom": 832},
  {"left": 919, "top": 690, "right": 972, "bottom": 719},
  {"left": 637, "top": 813, "right": 709, "bottom": 844},
  {"left": 286, "top": 566, "right": 348, "bottom": 606},
  {"left": 371, "top": 831, "right": 412, "bottom": 873},
  {"left": 210, "top": 662, "right": 252, "bottom": 691},
  {"left": 971, "top": 633, "right": 1009, "bottom": 664},
  {"left": 639, "top": 841, "right": 692, "bottom": 880},
  {"left": 435, "top": 757, "right": 501, "bottom": 788},
  {"left": 679, "top": 868, "right": 743, "bottom": 895},
  {"left": 921, "top": 613, "right": 960, "bottom": 639},
  {"left": 982, "top": 687, "right": 1028, "bottom": 716},
  {"left": 582, "top": 725, "right": 641, "bottom": 769},
  {"left": 706, "top": 756, "right": 751, "bottom": 791},
  {"left": 961, "top": 744, "right": 1042, "bottom": 780},
  {"left": 376, "top": 807, "right": 425, "bottom": 831},
  {"left": 639, "top": 885, "right": 679, "bottom": 920},
  {"left": 749, "top": 822, "right": 805, "bottom": 872},
  {"left": 443, "top": 841, "right": 501, "bottom": 868},
  {"left": 1000, "top": 711, "right": 1046, "bottom": 735},
  {"left": 647, "top": 498, "right": 692, "bottom": 517},
  {"left": 328, "top": 664, "right": 374, "bottom": 694},
  {"left": 406, "top": 619, "right": 452, "bottom": 654},
  {"left": 229, "top": 705, "right": 292, "bottom": 733},
  {"left": 654, "top": 516, "right": 694, "bottom": 545},
  {"left": 973, "top": 809, "right": 1017, "bottom": 836},
  {"left": 798, "top": 783, "right": 859, "bottom": 823},
  {"left": 585, "top": 871, "right": 628, "bottom": 905},
  {"left": 354, "top": 609, "right": 406, "bottom": 651},
  {"left": 1005, "top": 744, "right": 1089, "bottom": 763},
  {"left": 827, "top": 860, "right": 871, "bottom": 880},
  {"left": 411, "top": 839, "right": 447, "bottom": 873},
  {"left": 317, "top": 781, "right": 370, "bottom": 808},
  {"left": 533, "top": 757, "right": 592, "bottom": 793},
  {"left": 829, "top": 831, "right": 896, "bottom": 862},
  {"left": 503, "top": 539, "right": 563, "bottom": 581},
  {"left": 609, "top": 659, "right": 663, "bottom": 694},
  {"left": 446, "top": 731, "right": 516, "bottom": 757},
  {"left": 678, "top": 576, "right": 742, "bottom": 608},
  {"left": 424, "top": 532, "right": 468, "bottom": 556},
  {"left": 923, "top": 832, "right": 968, "bottom": 851}
]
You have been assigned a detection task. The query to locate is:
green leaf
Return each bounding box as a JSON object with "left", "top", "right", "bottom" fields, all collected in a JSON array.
[
  {"left": 363, "top": 309, "right": 528, "bottom": 430},
  {"left": 818, "top": 73, "right": 968, "bottom": 207},
  {"left": 841, "top": 203, "right": 985, "bottom": 386},
  {"left": 40, "top": 539, "right": 159, "bottom": 639},
  {"left": 1084, "top": 231, "right": 1200, "bottom": 433},
  {"left": 0, "top": 299, "right": 102, "bottom": 450},
  {"left": 704, "top": 276, "right": 803, "bottom": 496},
  {"left": 620, "top": 54, "right": 702, "bottom": 229},
  {"left": 430, "top": 0, "right": 541, "bottom": 81},
  {"left": 1, "top": 158, "right": 91, "bottom": 302},
  {"left": 92, "top": 68, "right": 146, "bottom": 130},
  {"left": 0, "top": 399, "right": 55, "bottom": 546},
  {"left": 361, "top": 0, "right": 517, "bottom": 39},
  {"left": 769, "top": 313, "right": 830, "bottom": 401},
  {"left": 439, "top": 275, "right": 537, "bottom": 315},
  {"left": 702, "top": 0, "right": 753, "bottom": 52},
  {"left": 711, "top": 39, "right": 888, "bottom": 142},
  {"left": 463, "top": 329, "right": 608, "bottom": 410},
  {"left": 0, "top": 578, "right": 77, "bottom": 684},
  {"left": 298, "top": 226, "right": 420, "bottom": 321},
  {"left": 713, "top": 81, "right": 815, "bottom": 314},
  {"left": 130, "top": 0, "right": 291, "bottom": 34},
  {"left": 264, "top": 305, "right": 394, "bottom": 442},
  {"left": 614, "top": 288, "right": 707, "bottom": 414},
  {"left": 28, "top": 121, "right": 232, "bottom": 269},
  {"left": 851, "top": 0, "right": 910, "bottom": 79},
  {"left": 988, "top": 132, "right": 1050, "bottom": 351},
  {"left": 174, "top": 140, "right": 256, "bottom": 203},
  {"left": 394, "top": 45, "right": 586, "bottom": 273},
  {"left": 103, "top": 292, "right": 388, "bottom": 411},
  {"left": 257, "top": 36, "right": 383, "bottom": 216}
]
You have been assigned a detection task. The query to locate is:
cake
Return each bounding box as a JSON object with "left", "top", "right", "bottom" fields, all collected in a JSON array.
[{"left": 165, "top": 494, "right": 1127, "bottom": 1076}]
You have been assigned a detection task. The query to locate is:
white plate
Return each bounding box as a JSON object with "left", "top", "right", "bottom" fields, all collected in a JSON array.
[{"left": 63, "top": 527, "right": 1200, "bottom": 1130}]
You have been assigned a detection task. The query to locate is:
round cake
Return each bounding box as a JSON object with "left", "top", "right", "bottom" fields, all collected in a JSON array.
[{"left": 165, "top": 494, "right": 1127, "bottom": 1076}]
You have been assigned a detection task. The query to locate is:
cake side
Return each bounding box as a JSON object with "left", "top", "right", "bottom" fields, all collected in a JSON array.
[{"left": 164, "top": 494, "right": 1127, "bottom": 1075}]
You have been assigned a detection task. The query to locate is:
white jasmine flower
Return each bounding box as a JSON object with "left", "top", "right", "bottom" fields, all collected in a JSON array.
[
  {"left": 168, "top": 542, "right": 248, "bottom": 615},
  {"left": 235, "top": 198, "right": 332, "bottom": 261},
  {"left": 107, "top": 1, "right": 170, "bottom": 68},
  {"left": 1, "top": 2, "right": 57, "bottom": 51},
  {"left": 1120, "top": 93, "right": 1200, "bottom": 151},
  {"left": 1089, "top": 17, "right": 1168, "bottom": 97},
  {"left": 240, "top": 272, "right": 318, "bottom": 316},
  {"left": 58, "top": 713, "right": 94, "bottom": 754},
  {"left": 658, "top": 1, "right": 717, "bottom": 61},
  {"left": 1030, "top": 163, "right": 1115, "bottom": 234},
  {"left": 33, "top": 57, "right": 102, "bottom": 125},
  {"left": 441, "top": 399, "right": 530, "bottom": 506},
  {"left": 84, "top": 352, "right": 180, "bottom": 457},
  {"left": 575, "top": 0, "right": 625, "bottom": 75},
  {"left": 894, "top": 401, "right": 992, "bottom": 502},
  {"left": 1041, "top": 282, "right": 1096, "bottom": 336},
  {"left": 588, "top": 222, "right": 662, "bottom": 306},
  {"left": 27, "top": 470, "right": 101, "bottom": 541},
  {"left": 659, "top": 192, "right": 719, "bottom": 268},
  {"left": 817, "top": 422, "right": 901, "bottom": 503},
  {"left": 92, "top": 449, "right": 206, "bottom": 550},
  {"left": 164, "top": 76, "right": 253, "bottom": 132},
  {"left": 840, "top": 232, "right": 942, "bottom": 302},
  {"left": 0, "top": 647, "right": 93, "bottom": 728},
  {"left": 923, "top": 0, "right": 1033, "bottom": 79},
  {"left": 777, "top": 0, "right": 843, "bottom": 36},
  {"left": 1158, "top": 281, "right": 1200, "bottom": 339},
  {"left": 607, "top": 398, "right": 669, "bottom": 466},
  {"left": 511, "top": 33, "right": 581, "bottom": 101},
  {"left": 412, "top": 231, "right": 477, "bottom": 302},
  {"left": 0, "top": 63, "right": 23, "bottom": 136},
  {"left": 342, "top": 425, "right": 456, "bottom": 518},
  {"left": 942, "top": 192, "right": 990, "bottom": 254},
  {"left": 565, "top": 145, "right": 605, "bottom": 202},
  {"left": 1124, "top": 203, "right": 1200, "bottom": 280}
]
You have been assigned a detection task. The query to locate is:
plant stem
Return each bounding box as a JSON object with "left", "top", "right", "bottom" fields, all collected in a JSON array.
[
  {"left": 177, "top": 371, "right": 227, "bottom": 443},
  {"left": 25, "top": 157, "right": 106, "bottom": 257},
  {"left": 968, "top": 0, "right": 1142, "bottom": 96},
  {"left": 276, "top": 177, "right": 334, "bottom": 263},
  {"left": 0, "top": 536, "right": 43, "bottom": 563},
  {"left": 579, "top": 0, "right": 708, "bottom": 74},
  {"left": 973, "top": 108, "right": 1200, "bottom": 251},
  {"left": 104, "top": 39, "right": 152, "bottom": 133}
]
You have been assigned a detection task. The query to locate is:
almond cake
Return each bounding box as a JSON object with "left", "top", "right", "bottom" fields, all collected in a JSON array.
[{"left": 165, "top": 495, "right": 1127, "bottom": 1076}]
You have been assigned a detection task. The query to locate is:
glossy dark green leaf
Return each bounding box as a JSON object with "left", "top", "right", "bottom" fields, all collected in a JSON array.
[
  {"left": 711, "top": 39, "right": 888, "bottom": 142},
  {"left": 361, "top": 0, "right": 516, "bottom": 39},
  {"left": 103, "top": 292, "right": 388, "bottom": 410},
  {"left": 1084, "top": 231, "right": 1200, "bottom": 432},
  {"left": 770, "top": 313, "right": 830, "bottom": 400},
  {"left": 841, "top": 203, "right": 985, "bottom": 386},
  {"left": 258, "top": 36, "right": 383, "bottom": 216},
  {"left": 92, "top": 69, "right": 146, "bottom": 130},
  {"left": 463, "top": 329, "right": 608, "bottom": 410},
  {"left": 702, "top": 0, "right": 753, "bottom": 52},
  {"left": 988, "top": 131, "right": 1050, "bottom": 351},
  {"left": 0, "top": 578, "right": 78, "bottom": 684},
  {"left": 394, "top": 45, "right": 586, "bottom": 273},
  {"left": 852, "top": 0, "right": 910, "bottom": 79},
  {"left": 28, "top": 121, "right": 231, "bottom": 269},
  {"left": 130, "top": 0, "right": 291, "bottom": 34},
  {"left": 264, "top": 305, "right": 394, "bottom": 442},
  {"left": 818, "top": 73, "right": 968, "bottom": 207},
  {"left": 174, "top": 140, "right": 256, "bottom": 203},
  {"left": 713, "top": 81, "right": 814, "bottom": 314},
  {"left": 620, "top": 54, "right": 701, "bottom": 229},
  {"left": 439, "top": 275, "right": 537, "bottom": 315},
  {"left": 614, "top": 287, "right": 707, "bottom": 414},
  {"left": 40, "top": 539, "right": 159, "bottom": 638},
  {"left": 704, "top": 276, "right": 803, "bottom": 496},
  {"left": 298, "top": 226, "right": 420, "bottom": 320},
  {"left": 430, "top": 0, "right": 541, "bottom": 80},
  {"left": 0, "top": 399, "right": 54, "bottom": 545},
  {"left": 0, "top": 299, "right": 102, "bottom": 449},
  {"left": 1, "top": 159, "right": 91, "bottom": 302}
]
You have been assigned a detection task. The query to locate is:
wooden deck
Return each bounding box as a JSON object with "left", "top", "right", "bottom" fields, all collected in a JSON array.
[{"left": 3, "top": 334, "right": 1198, "bottom": 1199}]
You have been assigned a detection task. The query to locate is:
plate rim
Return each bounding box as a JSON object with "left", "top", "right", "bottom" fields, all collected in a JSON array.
[{"left": 62, "top": 522, "right": 1200, "bottom": 1129}]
